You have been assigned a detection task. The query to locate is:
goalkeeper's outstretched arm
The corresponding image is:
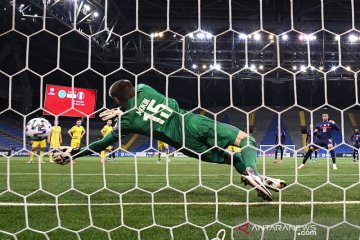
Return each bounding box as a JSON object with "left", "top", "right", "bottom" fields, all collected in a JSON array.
[{"left": 55, "top": 131, "right": 118, "bottom": 164}]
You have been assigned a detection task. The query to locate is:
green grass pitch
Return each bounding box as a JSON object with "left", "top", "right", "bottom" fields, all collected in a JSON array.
[{"left": 0, "top": 156, "right": 359, "bottom": 239}]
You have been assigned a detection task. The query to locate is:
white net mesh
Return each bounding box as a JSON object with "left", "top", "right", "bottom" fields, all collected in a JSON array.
[{"left": 0, "top": 0, "right": 360, "bottom": 239}]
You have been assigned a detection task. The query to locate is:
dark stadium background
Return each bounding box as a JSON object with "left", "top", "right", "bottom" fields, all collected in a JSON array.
[{"left": 0, "top": 0, "right": 359, "bottom": 151}]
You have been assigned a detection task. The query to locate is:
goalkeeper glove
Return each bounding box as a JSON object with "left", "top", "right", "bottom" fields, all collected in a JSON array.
[
  {"left": 54, "top": 147, "right": 79, "bottom": 165},
  {"left": 99, "top": 108, "right": 123, "bottom": 121}
]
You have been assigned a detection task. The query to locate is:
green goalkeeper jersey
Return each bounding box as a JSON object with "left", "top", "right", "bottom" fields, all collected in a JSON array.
[
  {"left": 75, "top": 83, "right": 240, "bottom": 162},
  {"left": 114, "top": 84, "right": 187, "bottom": 149},
  {"left": 114, "top": 84, "right": 239, "bottom": 153}
]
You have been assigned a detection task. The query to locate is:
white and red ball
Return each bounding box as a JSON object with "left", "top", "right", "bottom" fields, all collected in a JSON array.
[{"left": 25, "top": 118, "right": 52, "bottom": 141}]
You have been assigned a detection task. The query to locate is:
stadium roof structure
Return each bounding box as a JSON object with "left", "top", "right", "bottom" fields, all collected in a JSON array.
[{"left": 0, "top": 0, "right": 358, "bottom": 110}]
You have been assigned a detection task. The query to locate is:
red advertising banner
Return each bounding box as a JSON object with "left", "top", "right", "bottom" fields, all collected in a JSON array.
[{"left": 44, "top": 84, "right": 97, "bottom": 118}]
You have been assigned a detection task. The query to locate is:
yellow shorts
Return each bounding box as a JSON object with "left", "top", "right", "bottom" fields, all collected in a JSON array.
[
  {"left": 157, "top": 141, "right": 169, "bottom": 151},
  {"left": 50, "top": 142, "right": 60, "bottom": 149},
  {"left": 70, "top": 140, "right": 81, "bottom": 148},
  {"left": 32, "top": 140, "right": 46, "bottom": 149}
]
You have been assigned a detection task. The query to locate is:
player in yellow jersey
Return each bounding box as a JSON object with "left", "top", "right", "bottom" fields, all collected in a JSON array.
[
  {"left": 48, "top": 120, "right": 62, "bottom": 163},
  {"left": 157, "top": 140, "right": 170, "bottom": 164},
  {"left": 28, "top": 139, "right": 46, "bottom": 163},
  {"left": 68, "top": 119, "right": 86, "bottom": 148},
  {"left": 100, "top": 119, "right": 115, "bottom": 164}
]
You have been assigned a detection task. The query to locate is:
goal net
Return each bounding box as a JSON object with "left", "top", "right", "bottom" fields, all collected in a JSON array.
[
  {"left": 0, "top": 0, "right": 359, "bottom": 239},
  {"left": 259, "top": 145, "right": 296, "bottom": 157}
]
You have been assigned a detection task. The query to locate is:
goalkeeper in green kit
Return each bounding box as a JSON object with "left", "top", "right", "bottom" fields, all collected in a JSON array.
[{"left": 55, "top": 80, "right": 286, "bottom": 201}]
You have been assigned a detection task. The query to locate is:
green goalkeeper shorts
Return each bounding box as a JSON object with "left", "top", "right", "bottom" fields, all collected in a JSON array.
[{"left": 184, "top": 113, "right": 240, "bottom": 157}]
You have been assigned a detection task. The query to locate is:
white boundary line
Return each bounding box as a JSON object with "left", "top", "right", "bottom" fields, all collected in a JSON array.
[
  {"left": 0, "top": 173, "right": 359, "bottom": 177},
  {"left": 0, "top": 201, "right": 358, "bottom": 206}
]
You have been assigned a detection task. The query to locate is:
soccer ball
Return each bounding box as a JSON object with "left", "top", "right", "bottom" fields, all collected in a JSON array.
[{"left": 25, "top": 118, "right": 52, "bottom": 141}]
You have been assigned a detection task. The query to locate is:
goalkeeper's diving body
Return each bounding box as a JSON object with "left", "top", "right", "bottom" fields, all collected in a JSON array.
[{"left": 55, "top": 80, "right": 286, "bottom": 201}]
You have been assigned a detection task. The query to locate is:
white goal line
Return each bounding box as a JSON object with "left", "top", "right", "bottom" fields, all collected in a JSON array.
[
  {"left": 0, "top": 201, "right": 358, "bottom": 207},
  {"left": 1, "top": 173, "right": 359, "bottom": 177}
]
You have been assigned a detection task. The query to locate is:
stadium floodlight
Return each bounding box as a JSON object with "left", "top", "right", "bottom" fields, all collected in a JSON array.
[
  {"left": 335, "top": 35, "right": 340, "bottom": 41},
  {"left": 346, "top": 66, "right": 351, "bottom": 71},
  {"left": 93, "top": 12, "right": 99, "bottom": 17},
  {"left": 281, "top": 34, "right": 288, "bottom": 41},
  {"left": 196, "top": 32, "right": 205, "bottom": 39},
  {"left": 150, "top": 33, "right": 155, "bottom": 38},
  {"left": 83, "top": 4, "right": 91, "bottom": 11},
  {"left": 292, "top": 65, "right": 297, "bottom": 71},
  {"left": 239, "top": 33, "right": 247, "bottom": 40},
  {"left": 258, "top": 65, "right": 264, "bottom": 70},
  {"left": 214, "top": 64, "right": 221, "bottom": 70},
  {"left": 250, "top": 64, "right": 256, "bottom": 71},
  {"left": 205, "top": 32, "right": 212, "bottom": 39},
  {"left": 349, "top": 34, "right": 358, "bottom": 43},
  {"left": 331, "top": 66, "right": 337, "bottom": 71},
  {"left": 202, "top": 64, "right": 207, "bottom": 69},
  {"left": 254, "top": 33, "right": 261, "bottom": 41},
  {"left": 310, "top": 66, "right": 315, "bottom": 71},
  {"left": 192, "top": 64, "right": 198, "bottom": 69},
  {"left": 300, "top": 65, "right": 306, "bottom": 72},
  {"left": 305, "top": 35, "right": 316, "bottom": 41},
  {"left": 158, "top": 32, "right": 164, "bottom": 38},
  {"left": 299, "top": 34, "right": 305, "bottom": 41},
  {"left": 319, "top": 66, "right": 324, "bottom": 71},
  {"left": 209, "top": 64, "right": 214, "bottom": 69},
  {"left": 189, "top": 33, "right": 194, "bottom": 38}
]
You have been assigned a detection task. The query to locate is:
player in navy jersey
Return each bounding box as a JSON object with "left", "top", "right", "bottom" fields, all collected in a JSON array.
[
  {"left": 298, "top": 113, "right": 340, "bottom": 170},
  {"left": 351, "top": 128, "right": 360, "bottom": 162},
  {"left": 305, "top": 127, "right": 318, "bottom": 162},
  {"left": 273, "top": 128, "right": 286, "bottom": 163}
]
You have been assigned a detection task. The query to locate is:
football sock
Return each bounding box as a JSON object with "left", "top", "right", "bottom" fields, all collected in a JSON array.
[
  {"left": 39, "top": 150, "right": 44, "bottom": 161},
  {"left": 100, "top": 150, "right": 106, "bottom": 161},
  {"left": 233, "top": 152, "right": 246, "bottom": 174},
  {"left": 280, "top": 147, "right": 283, "bottom": 160},
  {"left": 29, "top": 151, "right": 34, "bottom": 161},
  {"left": 166, "top": 149, "right": 169, "bottom": 155},
  {"left": 303, "top": 149, "right": 313, "bottom": 164},
  {"left": 274, "top": 148, "right": 278, "bottom": 159},
  {"left": 239, "top": 136, "right": 258, "bottom": 175},
  {"left": 353, "top": 150, "right": 357, "bottom": 160},
  {"left": 314, "top": 151, "right": 318, "bottom": 159},
  {"left": 330, "top": 150, "right": 336, "bottom": 164}
]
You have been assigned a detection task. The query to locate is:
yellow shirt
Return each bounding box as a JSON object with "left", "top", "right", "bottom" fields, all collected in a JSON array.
[
  {"left": 70, "top": 125, "right": 85, "bottom": 142},
  {"left": 102, "top": 125, "right": 113, "bottom": 137},
  {"left": 50, "top": 126, "right": 61, "bottom": 143}
]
